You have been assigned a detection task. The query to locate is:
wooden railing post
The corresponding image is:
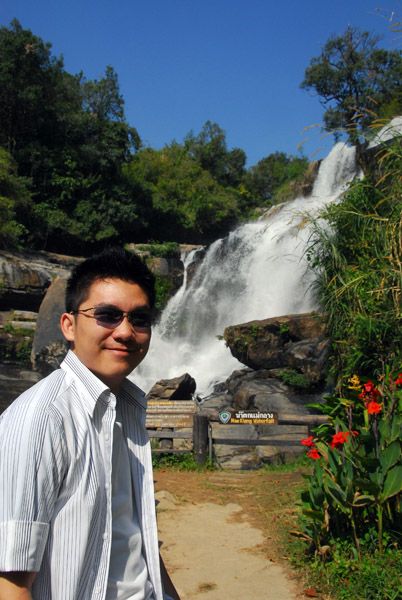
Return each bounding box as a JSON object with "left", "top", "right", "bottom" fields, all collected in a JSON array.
[{"left": 193, "top": 414, "right": 209, "bottom": 465}]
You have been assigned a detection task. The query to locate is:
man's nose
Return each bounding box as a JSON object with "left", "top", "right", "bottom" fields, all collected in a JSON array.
[{"left": 111, "top": 314, "right": 136, "bottom": 338}]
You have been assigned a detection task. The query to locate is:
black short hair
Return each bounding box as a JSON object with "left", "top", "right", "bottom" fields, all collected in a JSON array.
[{"left": 65, "top": 247, "right": 156, "bottom": 312}]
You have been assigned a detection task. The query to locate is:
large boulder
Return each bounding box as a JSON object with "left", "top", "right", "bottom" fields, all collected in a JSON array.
[
  {"left": 0, "top": 250, "right": 78, "bottom": 312},
  {"left": 224, "top": 312, "right": 329, "bottom": 383},
  {"left": 146, "top": 373, "right": 196, "bottom": 400},
  {"left": 32, "top": 277, "right": 69, "bottom": 376}
]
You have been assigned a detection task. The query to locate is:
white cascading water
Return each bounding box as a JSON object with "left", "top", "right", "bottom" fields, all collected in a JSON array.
[{"left": 133, "top": 141, "right": 358, "bottom": 397}]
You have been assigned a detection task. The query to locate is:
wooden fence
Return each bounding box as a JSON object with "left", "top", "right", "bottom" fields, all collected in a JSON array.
[{"left": 147, "top": 412, "right": 328, "bottom": 465}]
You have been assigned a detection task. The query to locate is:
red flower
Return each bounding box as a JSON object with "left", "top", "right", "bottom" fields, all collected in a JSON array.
[
  {"left": 367, "top": 401, "right": 382, "bottom": 414},
  {"left": 395, "top": 373, "right": 402, "bottom": 386},
  {"left": 359, "top": 380, "right": 381, "bottom": 405},
  {"left": 330, "top": 431, "right": 348, "bottom": 449},
  {"left": 363, "top": 381, "right": 376, "bottom": 393},
  {"left": 307, "top": 448, "right": 320, "bottom": 460},
  {"left": 301, "top": 436, "right": 315, "bottom": 448}
]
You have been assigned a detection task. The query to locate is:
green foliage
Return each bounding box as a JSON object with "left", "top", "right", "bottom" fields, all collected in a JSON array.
[
  {"left": 124, "top": 141, "right": 243, "bottom": 243},
  {"left": 0, "top": 21, "right": 315, "bottom": 251},
  {"left": 0, "top": 19, "right": 143, "bottom": 252},
  {"left": 290, "top": 536, "right": 402, "bottom": 600},
  {"left": 299, "top": 370, "right": 402, "bottom": 563},
  {"left": 307, "top": 136, "right": 402, "bottom": 386},
  {"left": 154, "top": 275, "right": 175, "bottom": 311},
  {"left": 152, "top": 450, "right": 214, "bottom": 471},
  {"left": 3, "top": 322, "right": 35, "bottom": 337},
  {"left": 137, "top": 242, "right": 180, "bottom": 258},
  {"left": 0, "top": 147, "right": 29, "bottom": 248},
  {"left": 301, "top": 26, "right": 402, "bottom": 144},
  {"left": 278, "top": 368, "right": 312, "bottom": 390},
  {"left": 244, "top": 151, "right": 308, "bottom": 206},
  {"left": 184, "top": 120, "right": 246, "bottom": 187}
]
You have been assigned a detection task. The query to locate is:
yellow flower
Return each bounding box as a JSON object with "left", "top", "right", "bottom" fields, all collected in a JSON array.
[{"left": 348, "top": 374, "right": 361, "bottom": 390}]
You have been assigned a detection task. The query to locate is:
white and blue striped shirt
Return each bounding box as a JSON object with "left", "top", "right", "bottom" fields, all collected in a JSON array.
[{"left": 0, "top": 350, "right": 164, "bottom": 600}]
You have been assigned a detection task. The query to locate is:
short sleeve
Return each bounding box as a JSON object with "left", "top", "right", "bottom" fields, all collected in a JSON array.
[{"left": 0, "top": 387, "right": 66, "bottom": 571}]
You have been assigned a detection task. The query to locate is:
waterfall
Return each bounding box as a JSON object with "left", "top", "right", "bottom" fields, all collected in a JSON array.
[{"left": 133, "top": 142, "right": 358, "bottom": 397}]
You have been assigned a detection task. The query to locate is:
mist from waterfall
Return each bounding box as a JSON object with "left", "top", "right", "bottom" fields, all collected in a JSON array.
[{"left": 133, "top": 142, "right": 358, "bottom": 397}]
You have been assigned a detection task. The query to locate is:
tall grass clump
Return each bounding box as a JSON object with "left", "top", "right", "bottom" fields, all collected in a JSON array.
[
  {"left": 295, "top": 127, "right": 402, "bottom": 599},
  {"left": 307, "top": 131, "right": 402, "bottom": 390}
]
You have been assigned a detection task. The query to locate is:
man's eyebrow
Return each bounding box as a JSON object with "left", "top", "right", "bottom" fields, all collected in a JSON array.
[{"left": 93, "top": 303, "right": 151, "bottom": 312}]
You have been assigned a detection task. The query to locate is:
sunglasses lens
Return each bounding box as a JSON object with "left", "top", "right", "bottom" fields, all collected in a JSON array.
[
  {"left": 93, "top": 308, "right": 123, "bottom": 325},
  {"left": 129, "top": 313, "right": 152, "bottom": 328}
]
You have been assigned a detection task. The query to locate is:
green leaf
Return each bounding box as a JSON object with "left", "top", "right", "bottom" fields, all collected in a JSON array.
[
  {"left": 380, "top": 441, "right": 401, "bottom": 472},
  {"left": 325, "top": 480, "right": 348, "bottom": 509},
  {"left": 355, "top": 478, "right": 380, "bottom": 495},
  {"left": 380, "top": 465, "right": 402, "bottom": 502},
  {"left": 352, "top": 494, "right": 375, "bottom": 507},
  {"left": 301, "top": 508, "right": 325, "bottom": 523}
]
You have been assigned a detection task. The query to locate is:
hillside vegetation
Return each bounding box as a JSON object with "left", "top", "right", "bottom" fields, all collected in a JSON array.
[{"left": 0, "top": 19, "right": 307, "bottom": 254}]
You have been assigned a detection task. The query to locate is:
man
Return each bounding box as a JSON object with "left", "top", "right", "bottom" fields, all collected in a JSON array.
[{"left": 0, "top": 247, "right": 180, "bottom": 600}]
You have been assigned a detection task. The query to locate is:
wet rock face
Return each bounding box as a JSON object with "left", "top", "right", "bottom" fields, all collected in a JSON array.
[
  {"left": 0, "top": 250, "right": 79, "bottom": 312},
  {"left": 224, "top": 312, "right": 329, "bottom": 383}
]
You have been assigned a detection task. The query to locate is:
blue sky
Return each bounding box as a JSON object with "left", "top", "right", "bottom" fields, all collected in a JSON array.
[{"left": 1, "top": 0, "right": 401, "bottom": 166}]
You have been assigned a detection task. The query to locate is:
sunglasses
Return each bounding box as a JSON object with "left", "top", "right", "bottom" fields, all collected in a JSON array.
[{"left": 70, "top": 306, "right": 153, "bottom": 329}]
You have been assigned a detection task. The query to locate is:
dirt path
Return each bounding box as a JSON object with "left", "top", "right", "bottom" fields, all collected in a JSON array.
[{"left": 154, "top": 470, "right": 307, "bottom": 600}]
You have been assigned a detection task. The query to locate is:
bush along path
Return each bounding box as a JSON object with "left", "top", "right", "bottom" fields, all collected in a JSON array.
[{"left": 295, "top": 367, "right": 402, "bottom": 599}]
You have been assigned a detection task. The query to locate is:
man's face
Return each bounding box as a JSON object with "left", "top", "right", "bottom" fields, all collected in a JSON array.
[{"left": 61, "top": 278, "right": 151, "bottom": 393}]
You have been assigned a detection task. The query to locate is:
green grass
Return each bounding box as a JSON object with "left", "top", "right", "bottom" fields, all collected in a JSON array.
[
  {"left": 288, "top": 537, "right": 402, "bottom": 600},
  {"left": 260, "top": 453, "right": 311, "bottom": 473},
  {"left": 152, "top": 450, "right": 215, "bottom": 471}
]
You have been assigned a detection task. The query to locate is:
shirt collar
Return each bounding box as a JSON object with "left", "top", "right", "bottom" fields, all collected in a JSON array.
[
  {"left": 119, "top": 377, "right": 147, "bottom": 410},
  {"left": 60, "top": 350, "right": 147, "bottom": 415},
  {"left": 60, "top": 350, "right": 112, "bottom": 417}
]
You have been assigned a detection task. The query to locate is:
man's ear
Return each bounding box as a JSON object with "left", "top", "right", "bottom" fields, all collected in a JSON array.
[{"left": 60, "top": 312, "right": 75, "bottom": 343}]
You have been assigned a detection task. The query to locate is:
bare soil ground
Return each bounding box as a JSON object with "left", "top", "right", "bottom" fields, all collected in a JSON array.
[{"left": 154, "top": 470, "right": 313, "bottom": 600}]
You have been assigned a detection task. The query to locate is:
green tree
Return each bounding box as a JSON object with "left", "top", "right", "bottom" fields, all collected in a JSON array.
[
  {"left": 124, "top": 142, "right": 242, "bottom": 242},
  {"left": 0, "top": 147, "right": 30, "bottom": 248},
  {"left": 245, "top": 151, "right": 308, "bottom": 205},
  {"left": 301, "top": 26, "right": 402, "bottom": 144},
  {"left": 184, "top": 121, "right": 246, "bottom": 187}
]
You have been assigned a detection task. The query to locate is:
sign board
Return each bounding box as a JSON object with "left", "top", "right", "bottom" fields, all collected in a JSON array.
[
  {"left": 218, "top": 410, "right": 278, "bottom": 425},
  {"left": 146, "top": 400, "right": 196, "bottom": 428}
]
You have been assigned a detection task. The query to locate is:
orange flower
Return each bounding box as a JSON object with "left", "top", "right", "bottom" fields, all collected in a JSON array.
[{"left": 367, "top": 401, "right": 382, "bottom": 414}]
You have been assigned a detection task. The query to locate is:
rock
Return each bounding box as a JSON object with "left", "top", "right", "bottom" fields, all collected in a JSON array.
[
  {"left": 126, "top": 245, "right": 185, "bottom": 295},
  {"left": 0, "top": 363, "right": 42, "bottom": 414},
  {"left": 198, "top": 369, "right": 326, "bottom": 469},
  {"left": 147, "top": 373, "right": 196, "bottom": 400},
  {"left": 210, "top": 422, "right": 261, "bottom": 470},
  {"left": 224, "top": 312, "right": 328, "bottom": 382},
  {"left": 0, "top": 250, "right": 78, "bottom": 312},
  {"left": 154, "top": 490, "right": 180, "bottom": 511},
  {"left": 32, "top": 277, "right": 69, "bottom": 376},
  {"left": 199, "top": 392, "right": 233, "bottom": 415}
]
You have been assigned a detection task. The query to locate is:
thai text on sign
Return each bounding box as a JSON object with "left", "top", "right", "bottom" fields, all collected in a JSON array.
[{"left": 146, "top": 400, "right": 196, "bottom": 428}]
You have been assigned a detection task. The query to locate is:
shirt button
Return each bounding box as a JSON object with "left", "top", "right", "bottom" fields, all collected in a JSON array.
[
  {"left": 104, "top": 434, "right": 110, "bottom": 441},
  {"left": 105, "top": 483, "right": 110, "bottom": 490},
  {"left": 103, "top": 533, "right": 108, "bottom": 540}
]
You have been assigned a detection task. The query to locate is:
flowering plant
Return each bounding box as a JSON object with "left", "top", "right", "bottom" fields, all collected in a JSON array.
[{"left": 298, "top": 368, "right": 402, "bottom": 559}]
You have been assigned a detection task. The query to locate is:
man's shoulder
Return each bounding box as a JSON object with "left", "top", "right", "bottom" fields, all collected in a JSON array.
[{"left": 1, "top": 366, "right": 70, "bottom": 419}]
